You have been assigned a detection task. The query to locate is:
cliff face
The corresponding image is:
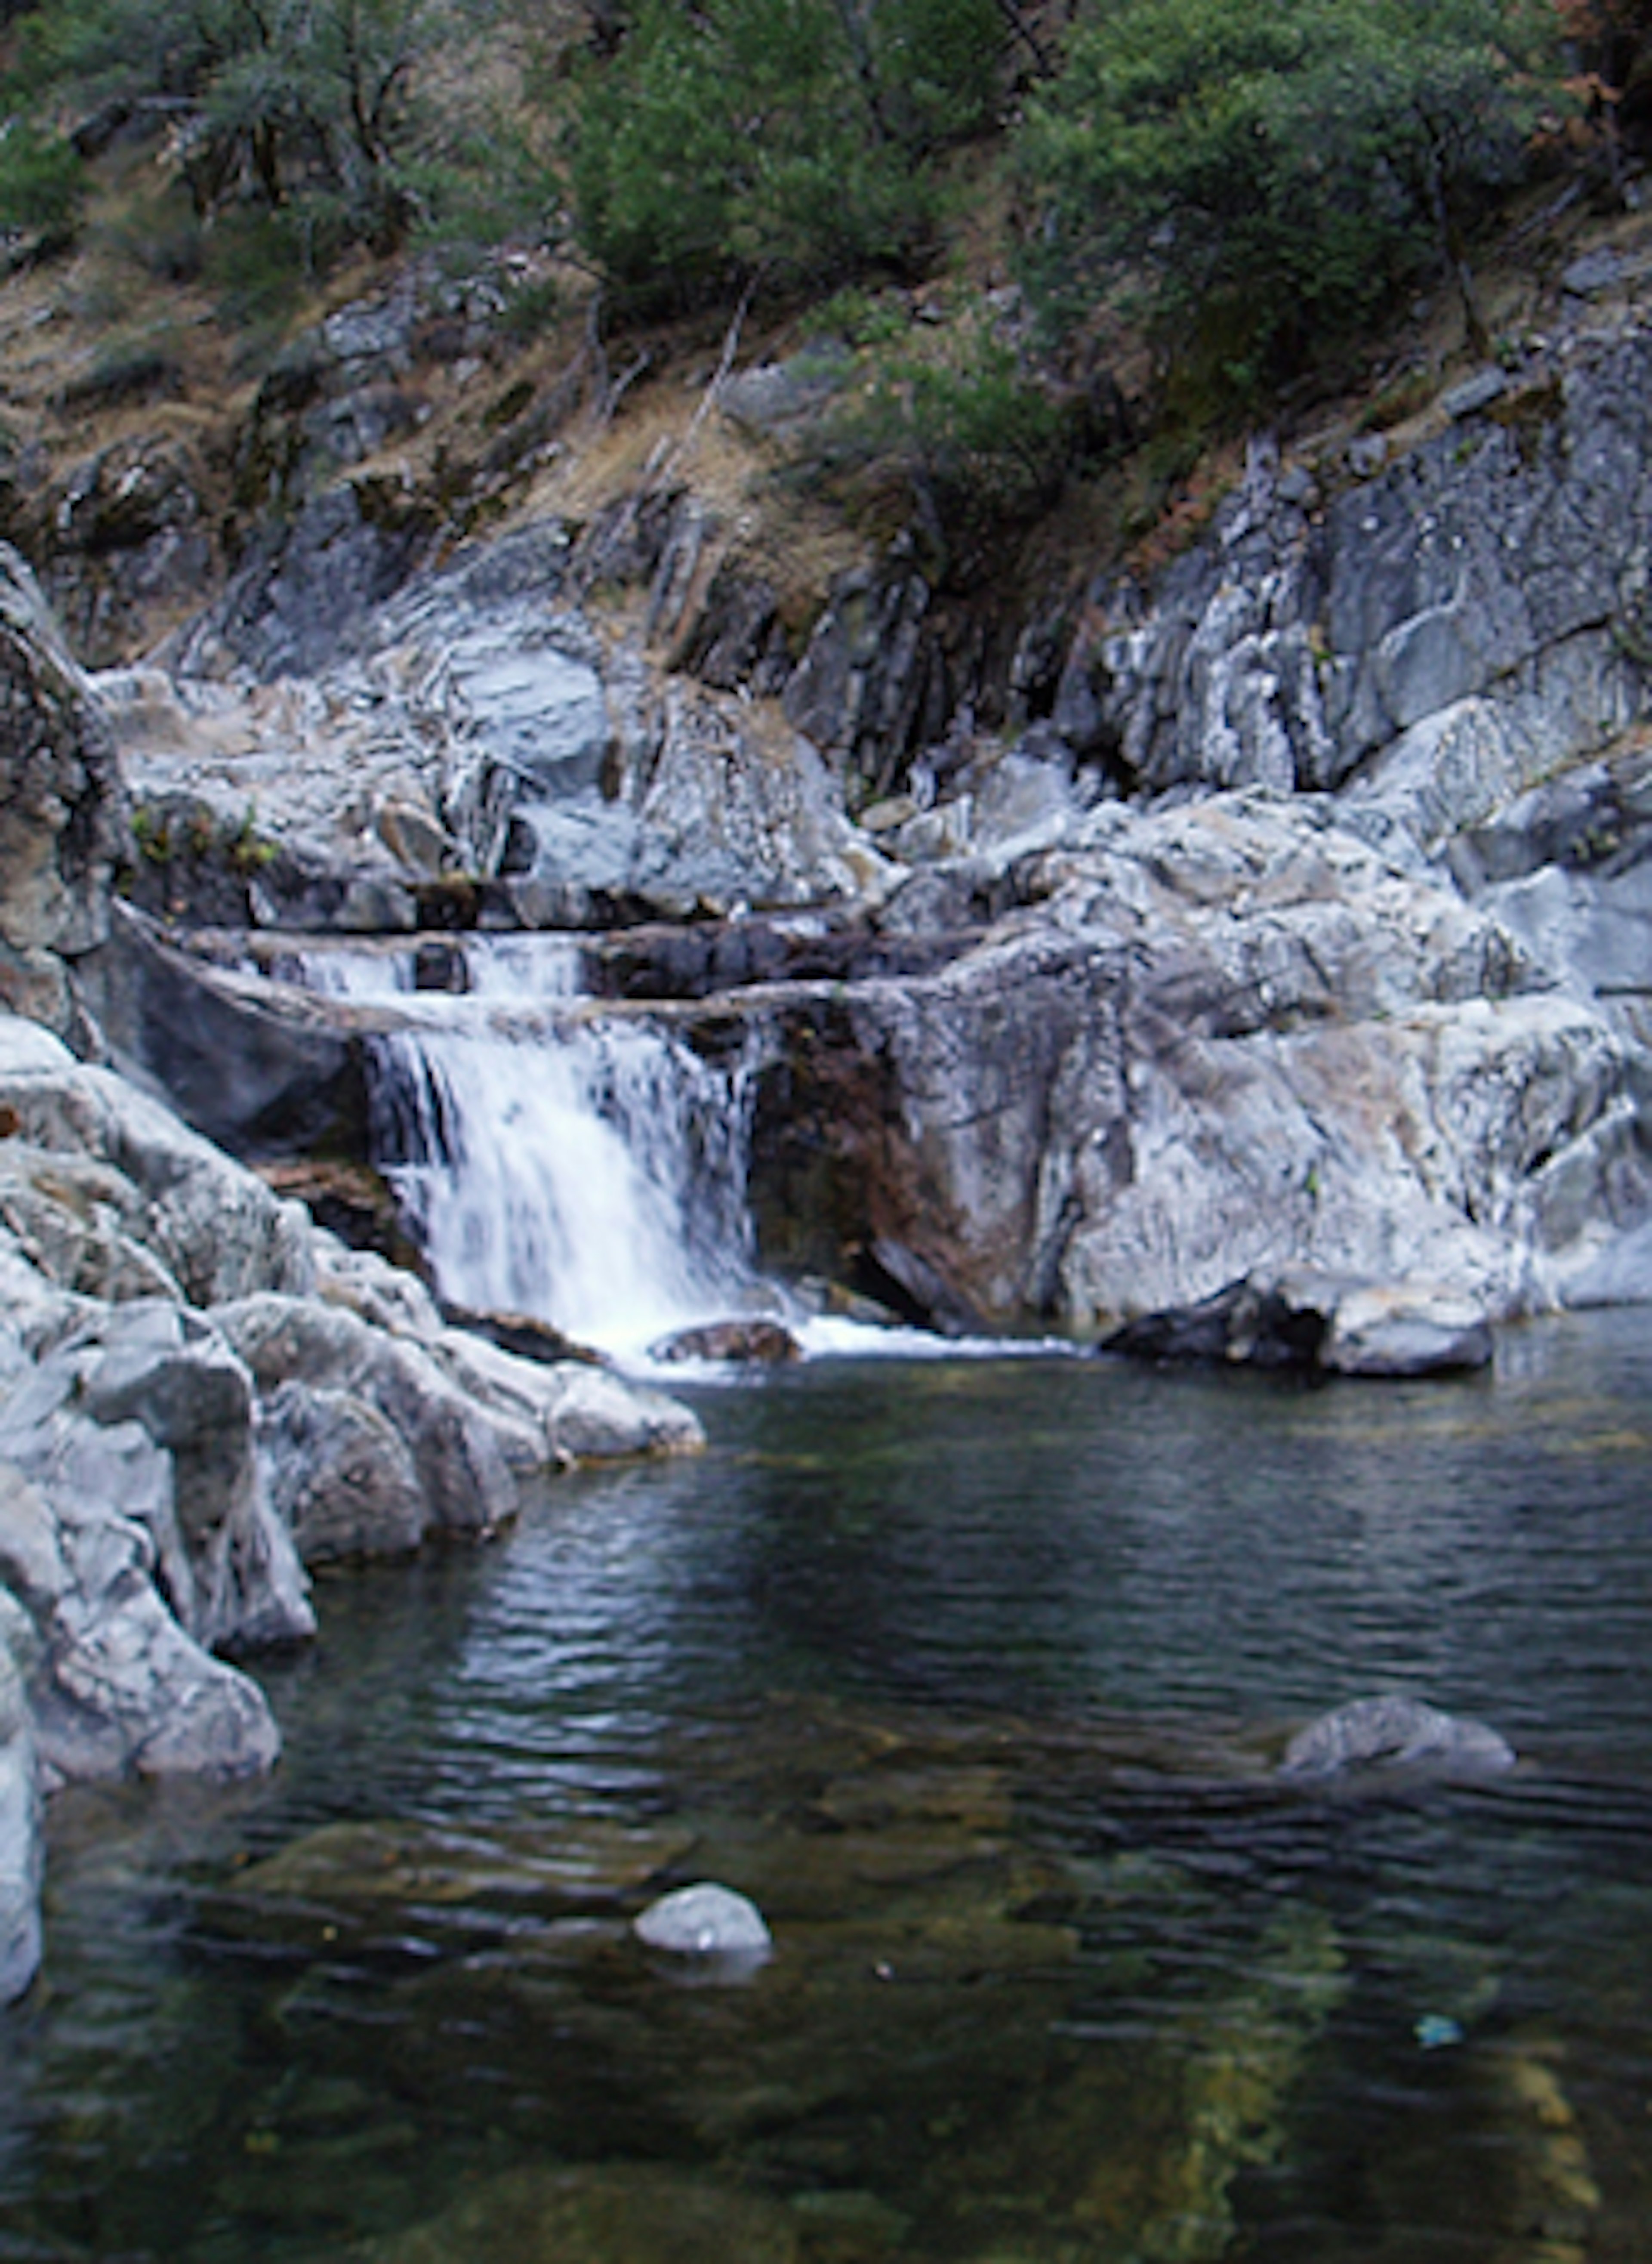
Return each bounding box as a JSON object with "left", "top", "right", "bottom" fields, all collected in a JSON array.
[
  {"left": 1087, "top": 352, "right": 1649, "bottom": 809},
  {"left": 0, "top": 552, "right": 127, "bottom": 1041},
  {"left": 781, "top": 322, "right": 1652, "bottom": 1328}
]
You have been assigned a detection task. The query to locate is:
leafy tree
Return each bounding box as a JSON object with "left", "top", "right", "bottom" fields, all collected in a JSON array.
[
  {"left": 4, "top": 0, "right": 465, "bottom": 257},
  {"left": 561, "top": 0, "right": 1003, "bottom": 308},
  {"left": 1013, "top": 0, "right": 1563, "bottom": 402}
]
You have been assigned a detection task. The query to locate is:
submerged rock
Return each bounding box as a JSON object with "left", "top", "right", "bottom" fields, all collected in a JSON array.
[
  {"left": 357, "top": 2164, "right": 801, "bottom": 2264},
  {"left": 1279, "top": 1695, "right": 1517, "bottom": 1781},
  {"left": 227, "top": 1815, "right": 698, "bottom": 1920},
  {"left": 633, "top": 1881, "right": 774, "bottom": 1959}
]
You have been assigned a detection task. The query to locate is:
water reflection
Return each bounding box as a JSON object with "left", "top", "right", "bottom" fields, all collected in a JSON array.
[{"left": 1, "top": 1310, "right": 1650, "bottom": 2260}]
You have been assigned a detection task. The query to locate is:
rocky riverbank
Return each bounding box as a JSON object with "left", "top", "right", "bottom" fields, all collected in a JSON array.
[{"left": 0, "top": 547, "right": 708, "bottom": 2001}]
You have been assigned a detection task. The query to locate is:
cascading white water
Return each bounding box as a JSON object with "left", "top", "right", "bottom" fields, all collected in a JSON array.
[
  {"left": 280, "top": 936, "right": 766, "bottom": 1361},
  {"left": 372, "top": 1015, "right": 762, "bottom": 1359},
  {"left": 272, "top": 934, "right": 1067, "bottom": 1365}
]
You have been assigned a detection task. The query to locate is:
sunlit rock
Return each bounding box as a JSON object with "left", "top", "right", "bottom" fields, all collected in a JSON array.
[{"left": 1319, "top": 1281, "right": 1494, "bottom": 1376}]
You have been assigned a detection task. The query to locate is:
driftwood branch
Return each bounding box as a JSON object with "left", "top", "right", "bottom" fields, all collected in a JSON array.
[
  {"left": 681, "top": 279, "right": 756, "bottom": 452},
  {"left": 598, "top": 349, "right": 652, "bottom": 425}
]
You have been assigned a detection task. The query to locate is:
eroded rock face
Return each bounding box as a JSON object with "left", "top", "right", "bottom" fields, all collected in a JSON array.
[
  {"left": 743, "top": 791, "right": 1650, "bottom": 1331},
  {"left": 1085, "top": 346, "right": 1652, "bottom": 821},
  {"left": 0, "top": 1015, "right": 317, "bottom": 1305},
  {"left": 0, "top": 546, "right": 127, "bottom": 1036},
  {"left": 41, "top": 436, "right": 216, "bottom": 669},
  {"left": 114, "top": 516, "right": 886, "bottom": 934},
  {"left": 0, "top": 1454, "right": 284, "bottom": 1791}
]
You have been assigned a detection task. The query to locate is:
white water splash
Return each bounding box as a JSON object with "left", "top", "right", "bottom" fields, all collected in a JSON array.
[{"left": 370, "top": 1016, "right": 763, "bottom": 1362}]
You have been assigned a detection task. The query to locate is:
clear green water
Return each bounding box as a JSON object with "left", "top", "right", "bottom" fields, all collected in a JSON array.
[{"left": 3, "top": 1311, "right": 1652, "bottom": 2262}]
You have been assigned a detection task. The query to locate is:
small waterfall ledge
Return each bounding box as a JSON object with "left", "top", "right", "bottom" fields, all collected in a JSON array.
[{"left": 281, "top": 936, "right": 777, "bottom": 1365}]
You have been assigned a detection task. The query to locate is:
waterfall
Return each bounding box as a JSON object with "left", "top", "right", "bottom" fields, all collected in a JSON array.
[
  {"left": 373, "top": 1017, "right": 762, "bottom": 1359},
  {"left": 280, "top": 937, "right": 766, "bottom": 1361}
]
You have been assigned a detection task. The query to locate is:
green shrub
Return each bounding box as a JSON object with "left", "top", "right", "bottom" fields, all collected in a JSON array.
[
  {"left": 792, "top": 303, "right": 1076, "bottom": 581},
  {"left": 562, "top": 0, "right": 1004, "bottom": 309},
  {"left": 1013, "top": 0, "right": 1564, "bottom": 405},
  {"left": 0, "top": 120, "right": 86, "bottom": 247}
]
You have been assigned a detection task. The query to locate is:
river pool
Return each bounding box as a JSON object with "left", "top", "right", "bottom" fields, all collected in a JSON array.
[{"left": 3, "top": 1309, "right": 1651, "bottom": 2262}]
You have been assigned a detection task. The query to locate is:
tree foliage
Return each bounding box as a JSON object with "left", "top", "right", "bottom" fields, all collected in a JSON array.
[
  {"left": 4, "top": 0, "right": 465, "bottom": 256},
  {"left": 1013, "top": 0, "right": 1562, "bottom": 401},
  {"left": 562, "top": 0, "right": 1004, "bottom": 308},
  {"left": 0, "top": 118, "right": 87, "bottom": 244}
]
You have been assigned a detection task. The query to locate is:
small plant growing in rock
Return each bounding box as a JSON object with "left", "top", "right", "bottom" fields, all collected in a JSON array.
[{"left": 226, "top": 805, "right": 277, "bottom": 873}]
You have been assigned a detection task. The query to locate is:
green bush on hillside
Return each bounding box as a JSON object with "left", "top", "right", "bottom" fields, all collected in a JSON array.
[
  {"left": 4, "top": 0, "right": 474, "bottom": 260},
  {"left": 788, "top": 297, "right": 1078, "bottom": 581},
  {"left": 562, "top": 0, "right": 1004, "bottom": 308},
  {"left": 0, "top": 119, "right": 86, "bottom": 247},
  {"left": 1013, "top": 0, "right": 1563, "bottom": 403}
]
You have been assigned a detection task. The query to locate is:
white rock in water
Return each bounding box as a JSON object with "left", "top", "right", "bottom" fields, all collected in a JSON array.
[
  {"left": 633, "top": 1882, "right": 772, "bottom": 1957},
  {"left": 1279, "top": 1694, "right": 1516, "bottom": 1781}
]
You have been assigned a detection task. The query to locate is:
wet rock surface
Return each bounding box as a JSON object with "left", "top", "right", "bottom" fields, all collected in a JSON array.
[
  {"left": 1279, "top": 1694, "right": 1518, "bottom": 1781},
  {"left": 651, "top": 1317, "right": 803, "bottom": 1365},
  {"left": 1103, "top": 1269, "right": 1496, "bottom": 1378},
  {"left": 633, "top": 1880, "right": 774, "bottom": 1958}
]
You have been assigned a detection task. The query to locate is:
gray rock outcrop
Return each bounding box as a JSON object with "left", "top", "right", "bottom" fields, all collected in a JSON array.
[
  {"left": 1102, "top": 1270, "right": 1494, "bottom": 1377},
  {"left": 743, "top": 789, "right": 1649, "bottom": 1332},
  {"left": 1080, "top": 343, "right": 1652, "bottom": 824},
  {"left": 114, "top": 517, "right": 885, "bottom": 933},
  {"left": 0, "top": 547, "right": 126, "bottom": 1038},
  {"left": 0, "top": 1588, "right": 42, "bottom": 2002}
]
